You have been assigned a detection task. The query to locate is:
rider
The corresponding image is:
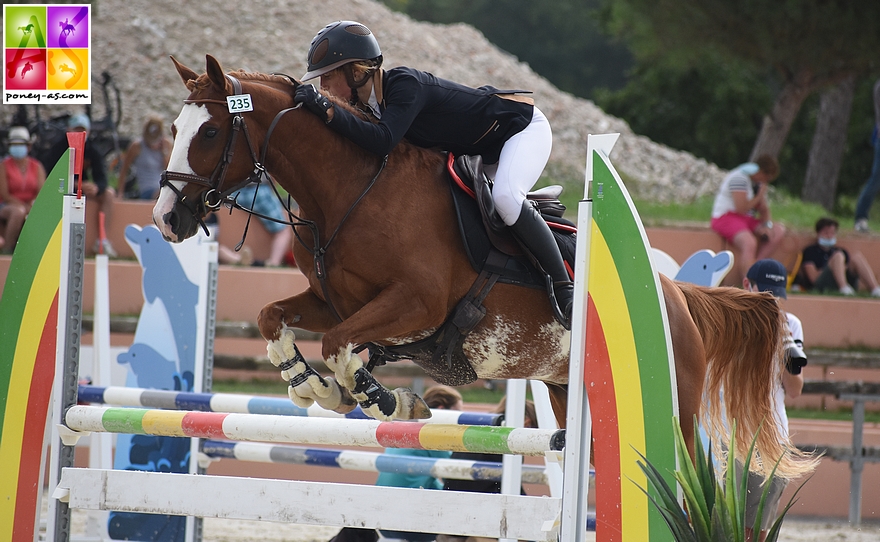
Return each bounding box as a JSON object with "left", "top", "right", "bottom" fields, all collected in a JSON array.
[{"left": 295, "top": 20, "right": 573, "bottom": 329}]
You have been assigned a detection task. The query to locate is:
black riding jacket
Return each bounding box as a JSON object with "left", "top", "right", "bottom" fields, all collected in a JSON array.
[{"left": 327, "top": 66, "right": 533, "bottom": 164}]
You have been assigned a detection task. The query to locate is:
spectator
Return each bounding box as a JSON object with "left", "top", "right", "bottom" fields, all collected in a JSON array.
[
  {"left": 796, "top": 217, "right": 880, "bottom": 297},
  {"left": 0, "top": 126, "right": 46, "bottom": 253},
  {"left": 201, "top": 214, "right": 255, "bottom": 266},
  {"left": 741, "top": 259, "right": 807, "bottom": 542},
  {"left": 854, "top": 79, "right": 880, "bottom": 233},
  {"left": 118, "top": 115, "right": 172, "bottom": 200},
  {"left": 329, "top": 385, "right": 463, "bottom": 542},
  {"left": 233, "top": 184, "right": 292, "bottom": 267},
  {"left": 710, "top": 155, "right": 786, "bottom": 285},
  {"left": 44, "top": 114, "right": 118, "bottom": 256}
]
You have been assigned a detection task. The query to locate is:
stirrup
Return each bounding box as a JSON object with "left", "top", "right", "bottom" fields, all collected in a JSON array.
[{"left": 545, "top": 276, "right": 572, "bottom": 330}]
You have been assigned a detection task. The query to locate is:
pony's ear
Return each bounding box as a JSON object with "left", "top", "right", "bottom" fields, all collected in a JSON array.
[
  {"left": 205, "top": 54, "right": 229, "bottom": 93},
  {"left": 170, "top": 55, "right": 198, "bottom": 86}
]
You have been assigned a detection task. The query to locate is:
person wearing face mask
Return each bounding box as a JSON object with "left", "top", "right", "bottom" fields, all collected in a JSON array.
[
  {"left": 0, "top": 126, "right": 46, "bottom": 253},
  {"left": 796, "top": 217, "right": 880, "bottom": 297},
  {"left": 118, "top": 115, "right": 173, "bottom": 200}
]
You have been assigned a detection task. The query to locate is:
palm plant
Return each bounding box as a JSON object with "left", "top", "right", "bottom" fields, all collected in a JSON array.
[{"left": 635, "top": 416, "right": 807, "bottom": 542}]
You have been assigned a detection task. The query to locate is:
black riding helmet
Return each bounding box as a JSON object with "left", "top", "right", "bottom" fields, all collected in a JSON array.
[{"left": 302, "top": 21, "right": 383, "bottom": 81}]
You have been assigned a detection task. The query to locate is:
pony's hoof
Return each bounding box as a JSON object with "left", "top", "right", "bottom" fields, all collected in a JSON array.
[
  {"left": 398, "top": 388, "right": 432, "bottom": 420},
  {"left": 287, "top": 386, "right": 315, "bottom": 408},
  {"left": 361, "top": 388, "right": 430, "bottom": 421}
]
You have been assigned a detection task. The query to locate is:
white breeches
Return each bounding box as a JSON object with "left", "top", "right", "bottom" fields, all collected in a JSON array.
[{"left": 485, "top": 106, "right": 553, "bottom": 226}]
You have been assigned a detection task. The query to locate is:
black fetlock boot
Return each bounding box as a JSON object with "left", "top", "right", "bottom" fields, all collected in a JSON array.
[{"left": 510, "top": 201, "right": 574, "bottom": 329}]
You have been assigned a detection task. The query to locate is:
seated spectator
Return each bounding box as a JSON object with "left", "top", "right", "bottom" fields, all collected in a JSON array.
[
  {"left": 0, "top": 126, "right": 46, "bottom": 253},
  {"left": 43, "top": 114, "right": 118, "bottom": 256},
  {"left": 796, "top": 217, "right": 880, "bottom": 297},
  {"left": 118, "top": 115, "right": 172, "bottom": 200},
  {"left": 202, "top": 214, "right": 255, "bottom": 266},
  {"left": 233, "top": 184, "right": 292, "bottom": 267},
  {"left": 710, "top": 155, "right": 786, "bottom": 285}
]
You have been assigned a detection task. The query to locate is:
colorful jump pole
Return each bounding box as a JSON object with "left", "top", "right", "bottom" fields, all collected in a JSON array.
[
  {"left": 77, "top": 384, "right": 502, "bottom": 426},
  {"left": 62, "top": 406, "right": 565, "bottom": 456},
  {"left": 200, "top": 439, "right": 554, "bottom": 484}
]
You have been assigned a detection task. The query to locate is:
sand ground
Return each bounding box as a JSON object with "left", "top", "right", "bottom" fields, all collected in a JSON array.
[{"left": 59, "top": 509, "right": 880, "bottom": 541}]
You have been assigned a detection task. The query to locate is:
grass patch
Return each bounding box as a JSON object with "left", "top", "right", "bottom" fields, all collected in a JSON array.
[
  {"left": 632, "top": 191, "right": 854, "bottom": 232},
  {"left": 458, "top": 385, "right": 507, "bottom": 405},
  {"left": 211, "top": 379, "right": 879, "bottom": 423},
  {"left": 551, "top": 177, "right": 864, "bottom": 234},
  {"left": 787, "top": 407, "right": 880, "bottom": 424},
  {"left": 210, "top": 379, "right": 511, "bottom": 407},
  {"left": 211, "top": 379, "right": 288, "bottom": 396}
]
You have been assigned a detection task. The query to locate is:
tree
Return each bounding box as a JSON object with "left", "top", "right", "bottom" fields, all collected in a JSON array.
[
  {"left": 802, "top": 75, "right": 856, "bottom": 210},
  {"left": 380, "top": 0, "right": 633, "bottom": 98},
  {"left": 594, "top": 55, "right": 773, "bottom": 170},
  {"left": 601, "top": 0, "right": 880, "bottom": 160}
]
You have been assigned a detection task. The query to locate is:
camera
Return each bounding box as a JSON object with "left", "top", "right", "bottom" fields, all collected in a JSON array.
[{"left": 784, "top": 336, "right": 807, "bottom": 374}]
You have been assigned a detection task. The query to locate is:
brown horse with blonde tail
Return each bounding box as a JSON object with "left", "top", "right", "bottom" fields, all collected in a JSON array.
[{"left": 152, "top": 55, "right": 815, "bottom": 479}]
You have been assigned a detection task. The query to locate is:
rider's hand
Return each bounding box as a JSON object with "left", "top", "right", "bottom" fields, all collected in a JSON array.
[{"left": 295, "top": 84, "right": 333, "bottom": 124}]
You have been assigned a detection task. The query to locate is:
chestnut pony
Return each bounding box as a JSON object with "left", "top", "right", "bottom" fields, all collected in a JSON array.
[{"left": 153, "top": 55, "right": 812, "bottom": 478}]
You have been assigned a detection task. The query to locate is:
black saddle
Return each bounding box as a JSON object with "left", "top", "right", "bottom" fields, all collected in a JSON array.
[
  {"left": 448, "top": 153, "right": 576, "bottom": 288},
  {"left": 359, "top": 154, "right": 576, "bottom": 387}
]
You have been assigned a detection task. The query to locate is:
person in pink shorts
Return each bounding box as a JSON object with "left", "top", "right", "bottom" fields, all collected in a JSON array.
[{"left": 710, "top": 155, "right": 786, "bottom": 285}]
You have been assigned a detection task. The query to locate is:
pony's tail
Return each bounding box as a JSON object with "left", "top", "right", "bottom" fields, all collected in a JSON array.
[{"left": 677, "top": 282, "right": 820, "bottom": 480}]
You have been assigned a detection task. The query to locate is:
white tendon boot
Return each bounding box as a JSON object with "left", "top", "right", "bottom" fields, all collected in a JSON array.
[{"left": 266, "top": 326, "right": 343, "bottom": 410}]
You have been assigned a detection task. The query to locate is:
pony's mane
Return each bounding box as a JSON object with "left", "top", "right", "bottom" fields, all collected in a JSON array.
[
  {"left": 184, "top": 67, "right": 439, "bottom": 163},
  {"left": 186, "top": 69, "right": 295, "bottom": 93}
]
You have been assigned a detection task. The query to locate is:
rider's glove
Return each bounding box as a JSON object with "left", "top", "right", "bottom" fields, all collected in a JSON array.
[{"left": 295, "top": 84, "right": 332, "bottom": 124}]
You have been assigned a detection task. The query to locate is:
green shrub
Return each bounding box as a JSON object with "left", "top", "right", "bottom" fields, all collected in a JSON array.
[{"left": 635, "top": 417, "right": 807, "bottom": 541}]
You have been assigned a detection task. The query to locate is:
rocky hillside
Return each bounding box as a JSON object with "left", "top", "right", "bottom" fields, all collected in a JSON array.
[{"left": 18, "top": 0, "right": 728, "bottom": 202}]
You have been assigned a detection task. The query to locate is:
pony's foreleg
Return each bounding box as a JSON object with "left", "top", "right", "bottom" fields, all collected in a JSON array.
[
  {"left": 267, "top": 327, "right": 358, "bottom": 413},
  {"left": 327, "top": 345, "right": 431, "bottom": 422}
]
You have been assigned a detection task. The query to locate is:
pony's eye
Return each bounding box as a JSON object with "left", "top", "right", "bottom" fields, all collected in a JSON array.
[{"left": 205, "top": 127, "right": 218, "bottom": 138}]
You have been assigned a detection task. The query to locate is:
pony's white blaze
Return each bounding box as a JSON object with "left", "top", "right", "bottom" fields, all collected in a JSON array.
[{"left": 152, "top": 103, "right": 212, "bottom": 241}]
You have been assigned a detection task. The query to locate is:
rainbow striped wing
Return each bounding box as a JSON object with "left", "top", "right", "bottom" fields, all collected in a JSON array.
[
  {"left": 0, "top": 152, "right": 66, "bottom": 542},
  {"left": 586, "top": 149, "right": 677, "bottom": 542}
]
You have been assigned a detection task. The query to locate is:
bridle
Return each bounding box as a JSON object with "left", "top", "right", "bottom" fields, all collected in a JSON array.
[
  {"left": 158, "top": 74, "right": 299, "bottom": 236},
  {"left": 159, "top": 72, "right": 389, "bottom": 324}
]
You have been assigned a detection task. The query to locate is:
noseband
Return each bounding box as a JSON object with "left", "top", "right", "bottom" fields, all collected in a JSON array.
[{"left": 160, "top": 74, "right": 298, "bottom": 234}]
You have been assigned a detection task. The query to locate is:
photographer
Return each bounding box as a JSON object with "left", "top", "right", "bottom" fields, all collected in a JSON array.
[{"left": 741, "top": 259, "right": 806, "bottom": 542}]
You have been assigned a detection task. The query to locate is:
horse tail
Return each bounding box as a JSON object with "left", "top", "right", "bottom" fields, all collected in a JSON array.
[{"left": 676, "top": 282, "right": 819, "bottom": 480}]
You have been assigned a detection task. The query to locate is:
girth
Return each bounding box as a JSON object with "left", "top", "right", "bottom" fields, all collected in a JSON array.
[{"left": 359, "top": 252, "right": 509, "bottom": 386}]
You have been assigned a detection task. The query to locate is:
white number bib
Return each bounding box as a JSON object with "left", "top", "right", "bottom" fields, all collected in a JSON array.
[{"left": 226, "top": 94, "right": 253, "bottom": 113}]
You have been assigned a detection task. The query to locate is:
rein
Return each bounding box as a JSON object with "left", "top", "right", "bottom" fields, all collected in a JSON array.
[{"left": 161, "top": 73, "right": 389, "bottom": 322}]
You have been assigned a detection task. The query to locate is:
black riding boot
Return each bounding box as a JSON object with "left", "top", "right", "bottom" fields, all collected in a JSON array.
[{"left": 510, "top": 201, "right": 574, "bottom": 330}]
